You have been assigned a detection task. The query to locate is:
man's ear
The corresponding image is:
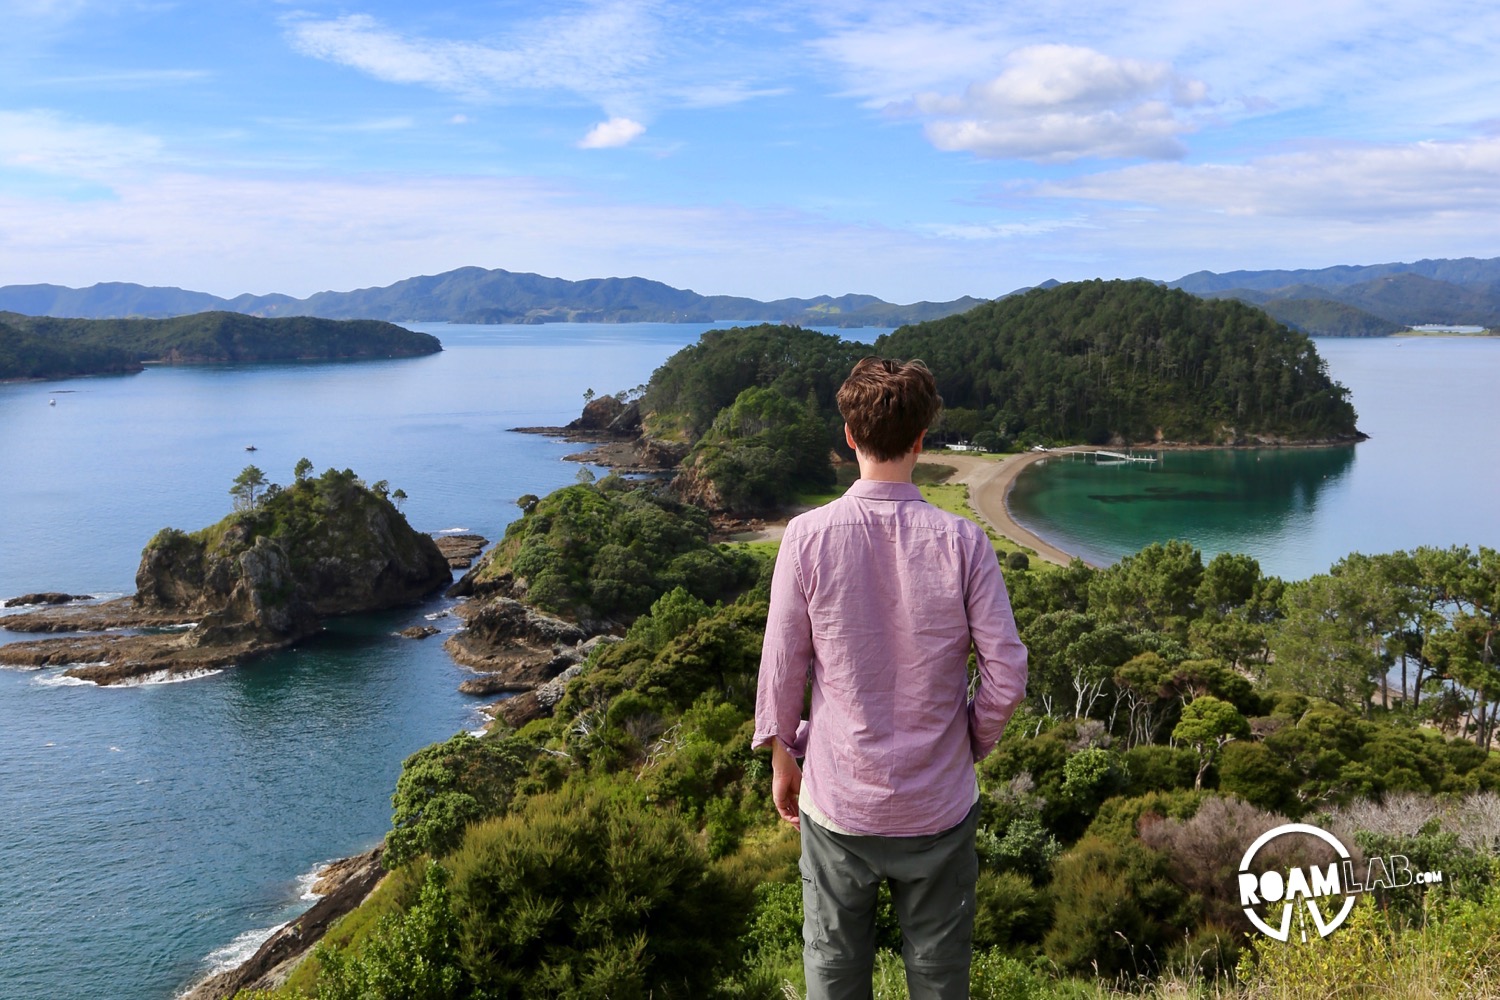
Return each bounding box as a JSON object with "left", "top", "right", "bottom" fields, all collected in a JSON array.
[
  {"left": 844, "top": 423, "right": 857, "bottom": 450},
  {"left": 913, "top": 431, "right": 925, "bottom": 456}
]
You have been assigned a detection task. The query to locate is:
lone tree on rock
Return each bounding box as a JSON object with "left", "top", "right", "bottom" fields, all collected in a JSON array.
[{"left": 231, "top": 465, "right": 269, "bottom": 511}]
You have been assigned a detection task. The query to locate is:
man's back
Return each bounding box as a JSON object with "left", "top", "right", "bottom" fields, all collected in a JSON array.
[
  {"left": 751, "top": 356, "right": 1028, "bottom": 1000},
  {"left": 758, "top": 479, "right": 1024, "bottom": 835}
]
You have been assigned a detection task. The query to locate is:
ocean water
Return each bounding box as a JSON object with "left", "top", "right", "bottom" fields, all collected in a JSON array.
[
  {"left": 1006, "top": 337, "right": 1500, "bottom": 580},
  {"left": 0, "top": 325, "right": 1491, "bottom": 999},
  {"left": 0, "top": 322, "right": 880, "bottom": 1000}
]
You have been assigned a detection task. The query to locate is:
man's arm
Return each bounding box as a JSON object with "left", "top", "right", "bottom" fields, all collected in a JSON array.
[
  {"left": 752, "top": 536, "right": 813, "bottom": 825},
  {"left": 965, "top": 531, "right": 1029, "bottom": 760}
]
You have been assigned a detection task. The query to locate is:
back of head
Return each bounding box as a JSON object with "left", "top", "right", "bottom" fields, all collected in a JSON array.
[{"left": 836, "top": 357, "right": 943, "bottom": 462}]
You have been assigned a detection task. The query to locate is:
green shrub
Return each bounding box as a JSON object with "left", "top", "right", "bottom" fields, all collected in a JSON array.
[
  {"left": 973, "top": 871, "right": 1049, "bottom": 950},
  {"left": 384, "top": 732, "right": 532, "bottom": 869},
  {"left": 311, "top": 862, "right": 467, "bottom": 1000},
  {"left": 446, "top": 781, "right": 751, "bottom": 999},
  {"left": 1043, "top": 835, "right": 1191, "bottom": 978}
]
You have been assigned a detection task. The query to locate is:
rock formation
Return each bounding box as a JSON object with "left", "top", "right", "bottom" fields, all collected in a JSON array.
[{"left": 0, "top": 471, "right": 452, "bottom": 684}]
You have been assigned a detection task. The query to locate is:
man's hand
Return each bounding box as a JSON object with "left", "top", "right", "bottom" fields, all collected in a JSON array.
[{"left": 770, "top": 740, "right": 802, "bottom": 831}]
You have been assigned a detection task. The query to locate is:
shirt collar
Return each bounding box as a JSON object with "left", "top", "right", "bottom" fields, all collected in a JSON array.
[{"left": 845, "top": 479, "right": 924, "bottom": 502}]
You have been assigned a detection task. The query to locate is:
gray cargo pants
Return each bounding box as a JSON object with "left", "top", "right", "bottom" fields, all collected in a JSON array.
[{"left": 799, "top": 803, "right": 980, "bottom": 1000}]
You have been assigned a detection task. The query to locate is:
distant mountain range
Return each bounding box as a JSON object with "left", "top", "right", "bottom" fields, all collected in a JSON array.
[
  {"left": 0, "top": 268, "right": 988, "bottom": 329},
  {"left": 1169, "top": 257, "right": 1500, "bottom": 335},
  {"left": 1, "top": 257, "right": 1496, "bottom": 335}
]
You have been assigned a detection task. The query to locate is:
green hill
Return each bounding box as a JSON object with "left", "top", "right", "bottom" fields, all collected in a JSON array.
[
  {"left": 876, "top": 279, "right": 1361, "bottom": 446},
  {"left": 0, "top": 318, "right": 143, "bottom": 380},
  {"left": 0, "top": 311, "right": 441, "bottom": 379}
]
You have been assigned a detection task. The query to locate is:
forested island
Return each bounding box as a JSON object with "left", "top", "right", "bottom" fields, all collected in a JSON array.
[
  {"left": 0, "top": 311, "right": 441, "bottom": 380},
  {"left": 880, "top": 279, "right": 1363, "bottom": 447},
  {"left": 0, "top": 465, "right": 451, "bottom": 683},
  {"left": 562, "top": 281, "right": 1362, "bottom": 518}
]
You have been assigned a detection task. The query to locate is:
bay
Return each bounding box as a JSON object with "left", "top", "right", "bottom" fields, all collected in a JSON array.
[
  {"left": 0, "top": 322, "right": 882, "bottom": 1000},
  {"left": 1006, "top": 337, "right": 1500, "bottom": 581}
]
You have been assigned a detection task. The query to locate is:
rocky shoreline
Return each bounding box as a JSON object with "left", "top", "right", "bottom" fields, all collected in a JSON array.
[
  {"left": 178, "top": 848, "right": 387, "bottom": 1000},
  {"left": 0, "top": 507, "right": 471, "bottom": 685}
]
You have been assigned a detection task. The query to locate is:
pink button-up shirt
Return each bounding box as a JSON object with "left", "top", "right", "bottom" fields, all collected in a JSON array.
[{"left": 753, "top": 479, "right": 1029, "bottom": 837}]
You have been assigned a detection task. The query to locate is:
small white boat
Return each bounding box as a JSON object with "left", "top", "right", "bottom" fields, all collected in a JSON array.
[{"left": 49, "top": 399, "right": 56, "bottom": 406}]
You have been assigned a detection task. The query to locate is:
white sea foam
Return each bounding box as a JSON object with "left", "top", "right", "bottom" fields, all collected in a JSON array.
[
  {"left": 34, "top": 671, "right": 97, "bottom": 687},
  {"left": 196, "top": 924, "right": 286, "bottom": 979},
  {"left": 298, "top": 859, "right": 337, "bottom": 901},
  {"left": 110, "top": 668, "right": 225, "bottom": 687},
  {"left": 468, "top": 727, "right": 489, "bottom": 738},
  {"left": 436, "top": 527, "right": 470, "bottom": 534}
]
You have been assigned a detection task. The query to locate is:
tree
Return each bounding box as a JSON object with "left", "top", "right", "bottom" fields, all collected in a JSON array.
[
  {"left": 391, "top": 487, "right": 408, "bottom": 511},
  {"left": 371, "top": 479, "right": 391, "bottom": 500},
  {"left": 1172, "top": 694, "right": 1250, "bottom": 790},
  {"left": 1269, "top": 572, "right": 1384, "bottom": 710},
  {"left": 294, "top": 457, "right": 314, "bottom": 482},
  {"left": 230, "top": 464, "right": 268, "bottom": 511}
]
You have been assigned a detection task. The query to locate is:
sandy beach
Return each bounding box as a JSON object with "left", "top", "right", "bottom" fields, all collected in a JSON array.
[
  {"left": 733, "top": 448, "right": 1093, "bottom": 567},
  {"left": 921, "top": 449, "right": 1093, "bottom": 567}
]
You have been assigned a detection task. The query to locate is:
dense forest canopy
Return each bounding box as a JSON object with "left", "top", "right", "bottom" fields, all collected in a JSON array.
[
  {"left": 0, "top": 311, "right": 440, "bottom": 379},
  {"left": 0, "top": 317, "right": 142, "bottom": 379},
  {"left": 638, "top": 324, "right": 870, "bottom": 512},
  {"left": 877, "top": 280, "right": 1361, "bottom": 447}
]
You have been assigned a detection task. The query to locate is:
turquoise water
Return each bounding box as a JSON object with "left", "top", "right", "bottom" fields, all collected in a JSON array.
[
  {"left": 1007, "top": 337, "right": 1500, "bottom": 580},
  {"left": 0, "top": 322, "right": 882, "bottom": 1000}
]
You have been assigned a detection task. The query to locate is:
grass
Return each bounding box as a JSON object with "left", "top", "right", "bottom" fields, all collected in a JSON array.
[{"left": 920, "top": 482, "right": 1056, "bottom": 574}]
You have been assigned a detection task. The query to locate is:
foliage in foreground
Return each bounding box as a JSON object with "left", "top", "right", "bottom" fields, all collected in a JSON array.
[
  {"left": 254, "top": 474, "right": 1499, "bottom": 999},
  {"left": 468, "top": 477, "right": 760, "bottom": 621}
]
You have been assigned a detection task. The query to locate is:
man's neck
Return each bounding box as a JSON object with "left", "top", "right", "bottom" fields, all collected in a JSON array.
[{"left": 855, "top": 453, "right": 919, "bottom": 483}]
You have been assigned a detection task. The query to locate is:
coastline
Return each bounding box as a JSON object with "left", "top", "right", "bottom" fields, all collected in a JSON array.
[
  {"left": 922, "top": 449, "right": 1095, "bottom": 568},
  {"left": 922, "top": 438, "right": 1368, "bottom": 570}
]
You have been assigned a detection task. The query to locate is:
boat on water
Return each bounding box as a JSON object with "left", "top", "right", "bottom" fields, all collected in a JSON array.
[{"left": 245, "top": 445, "right": 257, "bottom": 451}]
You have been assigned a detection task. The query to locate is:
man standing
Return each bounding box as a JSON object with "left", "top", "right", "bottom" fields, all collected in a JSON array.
[{"left": 753, "top": 357, "right": 1029, "bottom": 1000}]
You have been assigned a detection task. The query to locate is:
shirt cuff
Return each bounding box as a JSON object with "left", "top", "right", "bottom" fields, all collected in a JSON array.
[{"left": 751, "top": 720, "right": 809, "bottom": 756}]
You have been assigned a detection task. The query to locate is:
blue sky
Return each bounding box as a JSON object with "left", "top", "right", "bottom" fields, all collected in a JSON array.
[{"left": 3, "top": 0, "right": 1499, "bottom": 301}]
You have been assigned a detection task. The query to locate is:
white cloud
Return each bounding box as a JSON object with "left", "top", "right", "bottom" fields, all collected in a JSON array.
[
  {"left": 0, "top": 168, "right": 1053, "bottom": 301},
  {"left": 1034, "top": 136, "right": 1500, "bottom": 218},
  {"left": 904, "top": 44, "right": 1206, "bottom": 162},
  {"left": 578, "top": 116, "right": 646, "bottom": 148},
  {"left": 922, "top": 218, "right": 1097, "bottom": 241},
  {"left": 805, "top": 1, "right": 1500, "bottom": 145},
  {"left": 0, "top": 109, "right": 163, "bottom": 179},
  {"left": 283, "top": 6, "right": 661, "bottom": 109}
]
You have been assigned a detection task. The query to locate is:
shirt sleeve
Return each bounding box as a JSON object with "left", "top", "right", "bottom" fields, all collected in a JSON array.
[
  {"left": 752, "top": 534, "right": 813, "bottom": 756},
  {"left": 964, "top": 530, "right": 1029, "bottom": 761}
]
